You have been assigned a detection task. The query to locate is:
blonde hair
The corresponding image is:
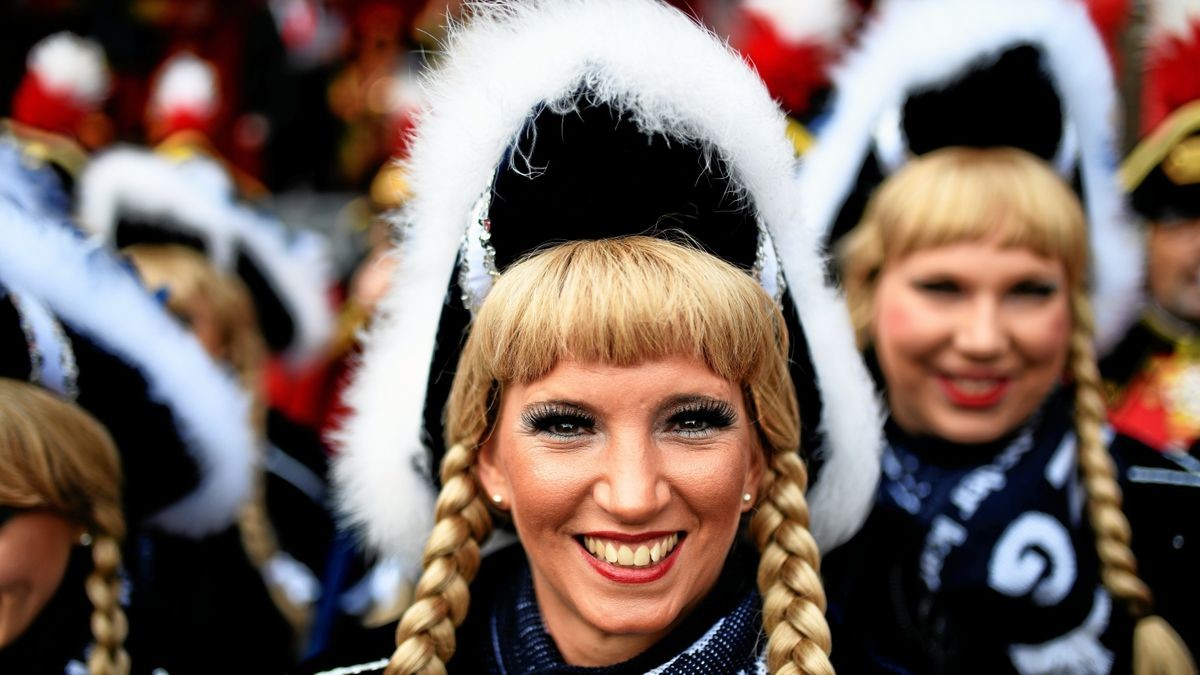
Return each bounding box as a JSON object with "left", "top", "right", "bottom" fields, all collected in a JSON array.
[
  {"left": 838, "top": 146, "right": 1195, "bottom": 675},
  {"left": 123, "top": 244, "right": 267, "bottom": 398},
  {"left": 387, "top": 236, "right": 832, "bottom": 674},
  {"left": 0, "top": 379, "right": 127, "bottom": 675},
  {"left": 122, "top": 244, "right": 312, "bottom": 638}
]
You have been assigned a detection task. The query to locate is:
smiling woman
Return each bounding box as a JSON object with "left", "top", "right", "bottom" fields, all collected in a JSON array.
[
  {"left": 830, "top": 147, "right": 1195, "bottom": 674},
  {"left": 456, "top": 239, "right": 782, "bottom": 668},
  {"left": 313, "top": 0, "right": 884, "bottom": 673}
]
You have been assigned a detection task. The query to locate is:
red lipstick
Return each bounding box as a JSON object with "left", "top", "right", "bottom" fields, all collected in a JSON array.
[
  {"left": 577, "top": 534, "right": 684, "bottom": 584},
  {"left": 937, "top": 375, "right": 1010, "bottom": 408}
]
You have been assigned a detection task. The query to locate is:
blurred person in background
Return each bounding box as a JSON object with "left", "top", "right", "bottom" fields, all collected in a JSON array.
[
  {"left": 1101, "top": 0, "right": 1200, "bottom": 656},
  {"left": 0, "top": 31, "right": 110, "bottom": 221},
  {"left": 78, "top": 137, "right": 338, "bottom": 670},
  {"left": 0, "top": 192, "right": 257, "bottom": 672},
  {"left": 0, "top": 380, "right": 129, "bottom": 675},
  {"left": 800, "top": 0, "right": 1196, "bottom": 671}
]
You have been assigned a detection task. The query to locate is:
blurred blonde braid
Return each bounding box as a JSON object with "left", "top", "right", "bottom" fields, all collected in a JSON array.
[
  {"left": 750, "top": 449, "right": 833, "bottom": 675},
  {"left": 1068, "top": 292, "right": 1195, "bottom": 675},
  {"left": 386, "top": 442, "right": 493, "bottom": 675},
  {"left": 85, "top": 535, "right": 130, "bottom": 675}
]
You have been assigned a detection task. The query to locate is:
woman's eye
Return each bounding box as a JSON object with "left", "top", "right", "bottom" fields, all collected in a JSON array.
[
  {"left": 520, "top": 405, "right": 595, "bottom": 439},
  {"left": 913, "top": 279, "right": 961, "bottom": 296},
  {"left": 1008, "top": 280, "right": 1058, "bottom": 299},
  {"left": 668, "top": 403, "right": 736, "bottom": 437},
  {"left": 541, "top": 416, "right": 590, "bottom": 436}
]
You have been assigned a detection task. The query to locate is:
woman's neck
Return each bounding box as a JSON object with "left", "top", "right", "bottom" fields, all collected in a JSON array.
[{"left": 529, "top": 565, "right": 715, "bottom": 666}]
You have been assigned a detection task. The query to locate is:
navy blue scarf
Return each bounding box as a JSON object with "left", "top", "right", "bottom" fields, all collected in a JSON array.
[{"left": 826, "top": 390, "right": 1134, "bottom": 674}]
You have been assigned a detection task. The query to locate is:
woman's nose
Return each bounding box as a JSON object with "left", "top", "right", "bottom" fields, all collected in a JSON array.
[
  {"left": 954, "top": 297, "right": 1007, "bottom": 358},
  {"left": 593, "top": 435, "right": 670, "bottom": 523}
]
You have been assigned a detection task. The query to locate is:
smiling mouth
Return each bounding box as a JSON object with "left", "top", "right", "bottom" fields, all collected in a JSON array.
[
  {"left": 580, "top": 533, "right": 681, "bottom": 568},
  {"left": 938, "top": 375, "right": 1010, "bottom": 407}
]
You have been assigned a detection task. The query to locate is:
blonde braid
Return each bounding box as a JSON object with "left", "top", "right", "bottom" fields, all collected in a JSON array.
[
  {"left": 750, "top": 450, "right": 833, "bottom": 675},
  {"left": 237, "top": 468, "right": 313, "bottom": 637},
  {"left": 1069, "top": 294, "right": 1195, "bottom": 675},
  {"left": 85, "top": 535, "right": 129, "bottom": 675},
  {"left": 386, "top": 443, "right": 493, "bottom": 675}
]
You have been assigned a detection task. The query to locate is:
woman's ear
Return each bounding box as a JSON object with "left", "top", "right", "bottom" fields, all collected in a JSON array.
[
  {"left": 476, "top": 436, "right": 509, "bottom": 507},
  {"left": 743, "top": 435, "right": 767, "bottom": 512}
]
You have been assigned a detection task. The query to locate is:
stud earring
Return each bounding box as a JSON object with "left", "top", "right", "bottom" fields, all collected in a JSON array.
[
  {"left": 742, "top": 493, "right": 753, "bottom": 504},
  {"left": 491, "top": 494, "right": 503, "bottom": 505},
  {"left": 79, "top": 532, "right": 93, "bottom": 546}
]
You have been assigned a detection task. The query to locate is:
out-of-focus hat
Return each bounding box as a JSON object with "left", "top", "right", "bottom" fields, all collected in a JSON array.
[
  {"left": 11, "top": 32, "right": 109, "bottom": 139},
  {"left": 0, "top": 199, "right": 255, "bottom": 536},
  {"left": 146, "top": 52, "right": 221, "bottom": 144},
  {"left": 730, "top": 0, "right": 852, "bottom": 126},
  {"left": 77, "top": 147, "right": 335, "bottom": 360},
  {"left": 334, "top": 0, "right": 883, "bottom": 573},
  {"left": 797, "top": 0, "right": 1139, "bottom": 352},
  {"left": 1122, "top": 0, "right": 1200, "bottom": 224},
  {"left": 1, "top": 32, "right": 110, "bottom": 221}
]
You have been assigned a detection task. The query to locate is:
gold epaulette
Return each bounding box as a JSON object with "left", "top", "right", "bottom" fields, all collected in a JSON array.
[
  {"left": 155, "top": 130, "right": 270, "bottom": 201},
  {"left": 1, "top": 118, "right": 89, "bottom": 178},
  {"left": 1121, "top": 100, "right": 1200, "bottom": 191}
]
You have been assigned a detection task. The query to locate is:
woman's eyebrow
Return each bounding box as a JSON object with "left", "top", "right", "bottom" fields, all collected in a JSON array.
[{"left": 659, "top": 394, "right": 734, "bottom": 410}]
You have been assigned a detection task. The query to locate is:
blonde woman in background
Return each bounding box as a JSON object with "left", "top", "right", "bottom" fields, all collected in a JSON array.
[
  {"left": 828, "top": 147, "right": 1194, "bottom": 674},
  {"left": 124, "top": 244, "right": 335, "bottom": 671},
  {"left": 0, "top": 379, "right": 127, "bottom": 675}
]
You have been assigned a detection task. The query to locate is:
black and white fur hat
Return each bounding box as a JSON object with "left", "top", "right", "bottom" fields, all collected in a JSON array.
[
  {"left": 0, "top": 197, "right": 255, "bottom": 537},
  {"left": 334, "top": 0, "right": 883, "bottom": 573},
  {"left": 77, "top": 147, "right": 335, "bottom": 360},
  {"left": 797, "top": 0, "right": 1141, "bottom": 353}
]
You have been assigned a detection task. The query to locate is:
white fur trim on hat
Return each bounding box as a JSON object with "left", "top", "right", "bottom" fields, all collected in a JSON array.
[
  {"left": 77, "top": 146, "right": 335, "bottom": 361},
  {"left": 0, "top": 199, "right": 254, "bottom": 537},
  {"left": 333, "top": 0, "right": 883, "bottom": 572},
  {"left": 27, "top": 31, "right": 109, "bottom": 104},
  {"left": 797, "top": 0, "right": 1142, "bottom": 353}
]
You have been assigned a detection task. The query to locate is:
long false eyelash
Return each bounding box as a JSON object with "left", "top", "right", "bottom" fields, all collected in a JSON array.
[
  {"left": 519, "top": 402, "right": 595, "bottom": 434},
  {"left": 667, "top": 399, "right": 738, "bottom": 433}
]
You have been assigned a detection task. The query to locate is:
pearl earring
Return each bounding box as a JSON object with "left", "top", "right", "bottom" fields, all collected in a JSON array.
[
  {"left": 742, "top": 493, "right": 753, "bottom": 504},
  {"left": 491, "top": 494, "right": 503, "bottom": 505},
  {"left": 79, "top": 532, "right": 93, "bottom": 546}
]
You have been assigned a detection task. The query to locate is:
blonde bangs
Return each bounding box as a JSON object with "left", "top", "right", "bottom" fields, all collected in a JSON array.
[
  {"left": 445, "top": 236, "right": 798, "bottom": 454},
  {"left": 869, "top": 147, "right": 1087, "bottom": 280},
  {"left": 471, "top": 236, "right": 785, "bottom": 385},
  {"left": 840, "top": 147, "right": 1089, "bottom": 345}
]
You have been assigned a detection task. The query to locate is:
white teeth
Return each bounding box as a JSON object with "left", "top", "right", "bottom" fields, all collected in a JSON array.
[
  {"left": 584, "top": 534, "right": 679, "bottom": 568},
  {"left": 634, "top": 546, "right": 650, "bottom": 566},
  {"left": 617, "top": 545, "right": 633, "bottom": 565}
]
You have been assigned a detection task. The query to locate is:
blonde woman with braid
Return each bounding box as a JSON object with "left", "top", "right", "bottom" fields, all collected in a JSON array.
[
  {"left": 0, "top": 379, "right": 128, "bottom": 674},
  {"left": 827, "top": 146, "right": 1194, "bottom": 674},
  {"left": 307, "top": 0, "right": 883, "bottom": 672}
]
